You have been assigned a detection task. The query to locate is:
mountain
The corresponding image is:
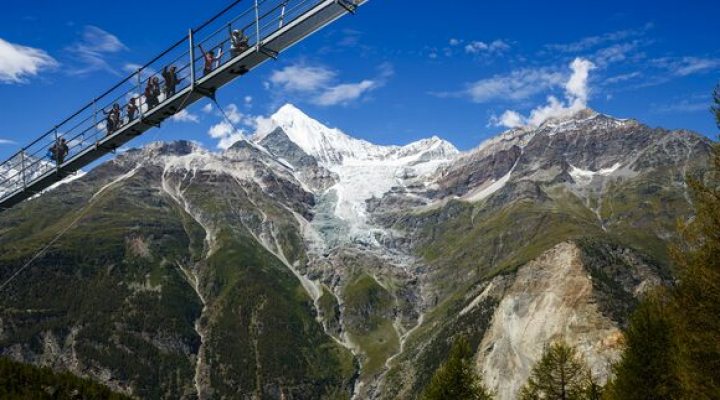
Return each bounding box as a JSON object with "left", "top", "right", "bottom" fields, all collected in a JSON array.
[{"left": 0, "top": 104, "right": 713, "bottom": 400}]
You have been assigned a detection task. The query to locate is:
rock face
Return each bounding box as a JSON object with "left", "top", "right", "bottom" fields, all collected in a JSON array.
[
  {"left": 477, "top": 242, "right": 623, "bottom": 400},
  {"left": 0, "top": 105, "right": 714, "bottom": 400}
]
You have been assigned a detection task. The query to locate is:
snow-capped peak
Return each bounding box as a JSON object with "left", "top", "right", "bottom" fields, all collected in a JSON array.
[{"left": 261, "top": 104, "right": 458, "bottom": 165}]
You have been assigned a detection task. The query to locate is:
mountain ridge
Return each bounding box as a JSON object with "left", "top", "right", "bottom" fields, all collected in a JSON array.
[{"left": 0, "top": 103, "right": 715, "bottom": 400}]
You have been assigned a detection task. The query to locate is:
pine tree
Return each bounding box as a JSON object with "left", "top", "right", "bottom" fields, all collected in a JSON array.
[
  {"left": 420, "top": 336, "right": 494, "bottom": 400},
  {"left": 669, "top": 84, "right": 720, "bottom": 399},
  {"left": 519, "top": 341, "right": 593, "bottom": 400},
  {"left": 604, "top": 290, "right": 680, "bottom": 400}
]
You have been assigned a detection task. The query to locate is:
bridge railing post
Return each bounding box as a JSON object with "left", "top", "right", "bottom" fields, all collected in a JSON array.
[
  {"left": 254, "top": 0, "right": 261, "bottom": 49},
  {"left": 54, "top": 128, "right": 60, "bottom": 170},
  {"left": 20, "top": 150, "right": 26, "bottom": 189},
  {"left": 189, "top": 29, "right": 196, "bottom": 90},
  {"left": 92, "top": 99, "right": 98, "bottom": 145},
  {"left": 280, "top": 3, "right": 287, "bottom": 28},
  {"left": 138, "top": 69, "right": 144, "bottom": 120}
]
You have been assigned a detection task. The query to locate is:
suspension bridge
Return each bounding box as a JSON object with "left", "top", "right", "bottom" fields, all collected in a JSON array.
[{"left": 0, "top": 0, "right": 369, "bottom": 212}]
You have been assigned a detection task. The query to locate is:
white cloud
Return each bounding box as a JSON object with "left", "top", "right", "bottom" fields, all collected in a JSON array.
[
  {"left": 269, "top": 65, "right": 335, "bottom": 93},
  {"left": 208, "top": 121, "right": 245, "bottom": 150},
  {"left": 207, "top": 103, "right": 255, "bottom": 149},
  {"left": 546, "top": 23, "right": 653, "bottom": 53},
  {"left": 0, "top": 37, "right": 57, "bottom": 84},
  {"left": 244, "top": 95, "right": 253, "bottom": 104},
  {"left": 605, "top": 71, "right": 642, "bottom": 84},
  {"left": 223, "top": 103, "right": 243, "bottom": 124},
  {"left": 170, "top": 110, "right": 199, "bottom": 123},
  {"left": 671, "top": 57, "right": 720, "bottom": 76},
  {"left": 449, "top": 38, "right": 460, "bottom": 46},
  {"left": 315, "top": 80, "right": 378, "bottom": 106},
  {"left": 492, "top": 58, "right": 596, "bottom": 128},
  {"left": 253, "top": 116, "right": 277, "bottom": 137},
  {"left": 267, "top": 62, "right": 392, "bottom": 107},
  {"left": 465, "top": 40, "right": 510, "bottom": 55},
  {"left": 655, "top": 100, "right": 709, "bottom": 114},
  {"left": 489, "top": 110, "right": 525, "bottom": 129},
  {"left": 0, "top": 138, "right": 17, "bottom": 145},
  {"left": 201, "top": 103, "right": 214, "bottom": 114},
  {"left": 593, "top": 41, "right": 639, "bottom": 67},
  {"left": 463, "top": 68, "right": 565, "bottom": 103},
  {"left": 67, "top": 26, "right": 128, "bottom": 75}
]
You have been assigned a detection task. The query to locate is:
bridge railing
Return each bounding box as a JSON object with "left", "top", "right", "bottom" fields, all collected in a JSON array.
[{"left": 0, "top": 0, "right": 343, "bottom": 202}]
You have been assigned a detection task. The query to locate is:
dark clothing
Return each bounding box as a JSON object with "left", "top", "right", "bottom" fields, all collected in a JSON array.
[
  {"left": 162, "top": 68, "right": 183, "bottom": 98},
  {"left": 145, "top": 84, "right": 161, "bottom": 109},
  {"left": 106, "top": 114, "right": 116, "bottom": 135},
  {"left": 50, "top": 141, "right": 69, "bottom": 165},
  {"left": 203, "top": 67, "right": 213, "bottom": 77},
  {"left": 127, "top": 104, "right": 138, "bottom": 122},
  {"left": 104, "top": 108, "right": 121, "bottom": 136}
]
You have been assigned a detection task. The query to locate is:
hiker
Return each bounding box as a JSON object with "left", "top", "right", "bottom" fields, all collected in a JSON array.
[
  {"left": 230, "top": 30, "right": 249, "bottom": 58},
  {"left": 127, "top": 97, "right": 139, "bottom": 122},
  {"left": 103, "top": 104, "right": 121, "bottom": 136},
  {"left": 50, "top": 138, "right": 69, "bottom": 165},
  {"left": 145, "top": 77, "right": 161, "bottom": 110},
  {"left": 198, "top": 44, "right": 222, "bottom": 76},
  {"left": 162, "top": 66, "right": 183, "bottom": 98}
]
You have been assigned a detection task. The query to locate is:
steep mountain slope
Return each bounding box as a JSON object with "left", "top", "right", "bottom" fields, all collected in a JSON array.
[
  {"left": 0, "top": 105, "right": 713, "bottom": 400},
  {"left": 0, "top": 140, "right": 355, "bottom": 399},
  {"left": 373, "top": 109, "right": 711, "bottom": 400}
]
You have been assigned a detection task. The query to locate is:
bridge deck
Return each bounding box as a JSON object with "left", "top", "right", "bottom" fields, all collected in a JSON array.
[{"left": 0, "top": 0, "right": 368, "bottom": 212}]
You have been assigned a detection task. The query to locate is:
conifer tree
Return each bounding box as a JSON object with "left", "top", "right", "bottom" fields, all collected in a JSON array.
[
  {"left": 420, "top": 336, "right": 494, "bottom": 400},
  {"left": 604, "top": 290, "right": 680, "bottom": 400},
  {"left": 669, "top": 84, "right": 720, "bottom": 398},
  {"left": 519, "top": 341, "right": 593, "bottom": 400}
]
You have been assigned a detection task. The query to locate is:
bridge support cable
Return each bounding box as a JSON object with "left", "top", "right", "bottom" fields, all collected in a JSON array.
[{"left": 0, "top": 0, "right": 370, "bottom": 212}]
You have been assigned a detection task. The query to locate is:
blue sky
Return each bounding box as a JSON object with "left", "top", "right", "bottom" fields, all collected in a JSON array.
[{"left": 0, "top": 0, "right": 718, "bottom": 164}]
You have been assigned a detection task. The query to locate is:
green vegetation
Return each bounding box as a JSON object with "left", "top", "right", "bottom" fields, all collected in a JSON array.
[
  {"left": 343, "top": 273, "right": 399, "bottom": 377},
  {"left": 604, "top": 291, "right": 680, "bottom": 400},
  {"left": 519, "top": 341, "right": 601, "bottom": 400},
  {"left": 0, "top": 163, "right": 356, "bottom": 399},
  {"left": 606, "top": 86, "right": 720, "bottom": 399},
  {"left": 0, "top": 356, "right": 131, "bottom": 400},
  {"left": 420, "top": 336, "right": 493, "bottom": 400}
]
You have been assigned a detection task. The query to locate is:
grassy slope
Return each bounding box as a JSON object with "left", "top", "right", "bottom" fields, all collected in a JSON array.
[{"left": 380, "top": 162, "right": 701, "bottom": 399}]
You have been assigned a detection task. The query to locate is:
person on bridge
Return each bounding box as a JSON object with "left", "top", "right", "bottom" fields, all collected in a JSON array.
[
  {"left": 145, "top": 77, "right": 161, "bottom": 110},
  {"left": 230, "top": 30, "right": 249, "bottom": 58},
  {"left": 50, "top": 138, "right": 69, "bottom": 165},
  {"left": 103, "top": 104, "right": 121, "bottom": 136},
  {"left": 162, "top": 66, "right": 184, "bottom": 98},
  {"left": 199, "top": 44, "right": 222, "bottom": 76},
  {"left": 127, "top": 97, "right": 139, "bottom": 122}
]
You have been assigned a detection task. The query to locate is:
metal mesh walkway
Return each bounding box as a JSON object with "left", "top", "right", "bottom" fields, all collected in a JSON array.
[{"left": 0, "top": 0, "right": 367, "bottom": 212}]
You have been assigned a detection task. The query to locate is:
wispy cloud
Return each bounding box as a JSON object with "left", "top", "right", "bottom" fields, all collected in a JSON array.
[
  {"left": 443, "top": 67, "right": 565, "bottom": 103},
  {"left": 655, "top": 100, "right": 709, "bottom": 114},
  {"left": 0, "top": 37, "right": 58, "bottom": 84},
  {"left": 652, "top": 56, "right": 720, "bottom": 77},
  {"left": 269, "top": 65, "right": 336, "bottom": 93},
  {"left": 464, "top": 40, "right": 511, "bottom": 55},
  {"left": 266, "top": 62, "right": 393, "bottom": 107},
  {"left": 0, "top": 138, "right": 17, "bottom": 145},
  {"left": 66, "top": 26, "right": 128, "bottom": 75},
  {"left": 545, "top": 23, "right": 653, "bottom": 53},
  {"left": 605, "top": 71, "right": 642, "bottom": 84},
  {"left": 315, "top": 80, "right": 379, "bottom": 106},
  {"left": 170, "top": 110, "right": 200, "bottom": 123},
  {"left": 491, "top": 58, "right": 596, "bottom": 128}
]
